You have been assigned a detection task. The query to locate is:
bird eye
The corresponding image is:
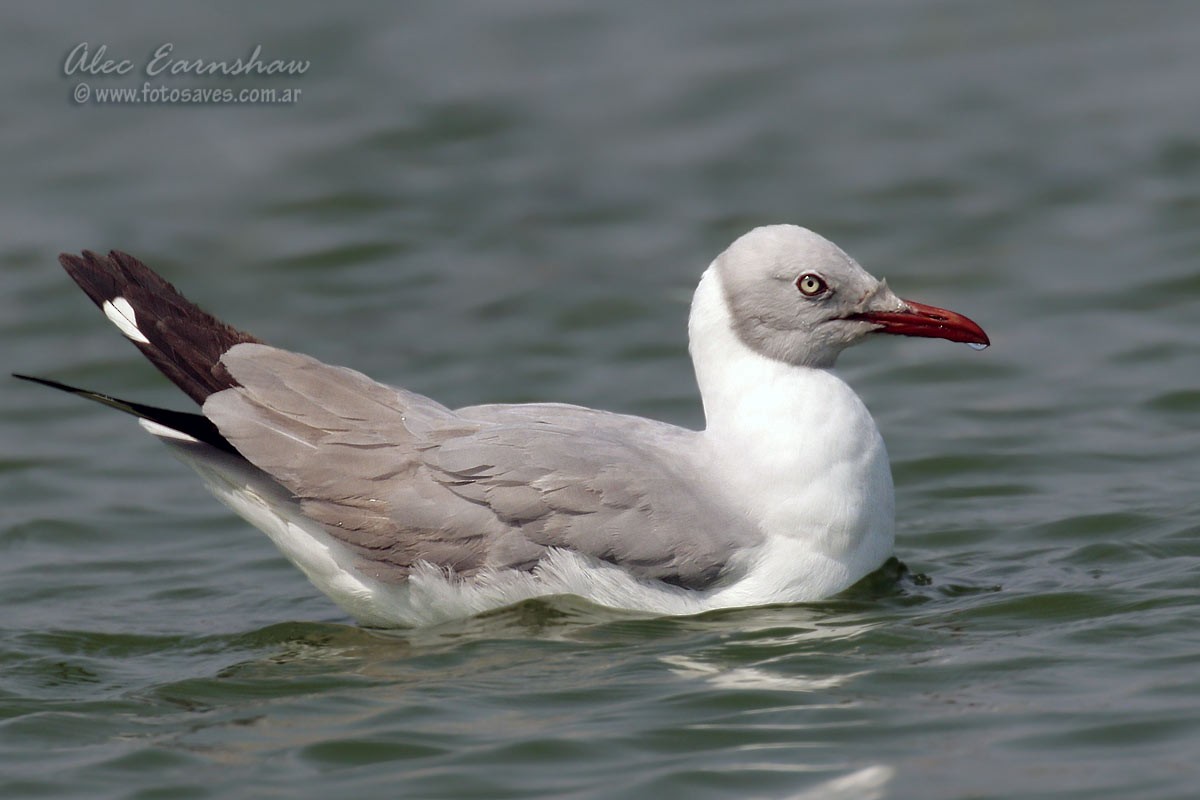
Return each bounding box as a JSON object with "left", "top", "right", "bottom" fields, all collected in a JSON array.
[{"left": 796, "top": 273, "right": 828, "bottom": 297}]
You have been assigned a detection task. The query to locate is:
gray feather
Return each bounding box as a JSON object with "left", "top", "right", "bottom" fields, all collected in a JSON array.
[{"left": 204, "top": 343, "right": 755, "bottom": 590}]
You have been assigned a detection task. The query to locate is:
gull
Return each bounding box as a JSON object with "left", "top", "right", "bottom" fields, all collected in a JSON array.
[{"left": 17, "top": 225, "right": 988, "bottom": 627}]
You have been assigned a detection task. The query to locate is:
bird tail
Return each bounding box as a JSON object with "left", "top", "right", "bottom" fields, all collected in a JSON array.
[
  {"left": 11, "top": 374, "right": 237, "bottom": 454},
  {"left": 56, "top": 250, "right": 261, "bottom": 405}
]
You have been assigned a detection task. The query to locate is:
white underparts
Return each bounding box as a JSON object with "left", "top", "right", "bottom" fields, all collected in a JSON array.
[{"left": 102, "top": 297, "right": 150, "bottom": 344}]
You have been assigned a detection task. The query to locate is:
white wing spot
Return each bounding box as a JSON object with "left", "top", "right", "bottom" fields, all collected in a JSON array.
[
  {"left": 138, "top": 418, "right": 201, "bottom": 443},
  {"left": 102, "top": 296, "right": 150, "bottom": 343}
]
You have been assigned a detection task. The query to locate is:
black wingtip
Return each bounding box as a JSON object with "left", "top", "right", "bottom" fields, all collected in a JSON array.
[
  {"left": 13, "top": 373, "right": 74, "bottom": 392},
  {"left": 14, "top": 372, "right": 240, "bottom": 456},
  {"left": 57, "top": 251, "right": 89, "bottom": 271},
  {"left": 54, "top": 249, "right": 261, "bottom": 405}
]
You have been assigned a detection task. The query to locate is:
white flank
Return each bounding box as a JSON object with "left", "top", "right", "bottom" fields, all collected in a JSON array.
[{"left": 102, "top": 297, "right": 150, "bottom": 343}]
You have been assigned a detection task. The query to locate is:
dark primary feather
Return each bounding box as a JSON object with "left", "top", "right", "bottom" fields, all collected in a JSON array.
[
  {"left": 11, "top": 374, "right": 238, "bottom": 455},
  {"left": 58, "top": 250, "right": 260, "bottom": 404}
]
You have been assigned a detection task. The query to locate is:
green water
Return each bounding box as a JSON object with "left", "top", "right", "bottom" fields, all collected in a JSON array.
[{"left": 3, "top": 2, "right": 1200, "bottom": 798}]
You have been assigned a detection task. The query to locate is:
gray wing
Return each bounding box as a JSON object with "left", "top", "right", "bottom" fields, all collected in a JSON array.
[{"left": 204, "top": 343, "right": 754, "bottom": 590}]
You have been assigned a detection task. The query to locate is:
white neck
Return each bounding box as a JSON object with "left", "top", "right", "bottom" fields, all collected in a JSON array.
[
  {"left": 689, "top": 266, "right": 848, "bottom": 437},
  {"left": 686, "top": 264, "right": 894, "bottom": 588},
  {"left": 689, "top": 266, "right": 796, "bottom": 435}
]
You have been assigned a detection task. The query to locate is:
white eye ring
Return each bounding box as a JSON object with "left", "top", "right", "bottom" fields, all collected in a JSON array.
[{"left": 796, "top": 273, "right": 828, "bottom": 297}]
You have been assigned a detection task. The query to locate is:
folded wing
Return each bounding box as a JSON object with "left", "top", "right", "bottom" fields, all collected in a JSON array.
[{"left": 205, "top": 343, "right": 753, "bottom": 590}]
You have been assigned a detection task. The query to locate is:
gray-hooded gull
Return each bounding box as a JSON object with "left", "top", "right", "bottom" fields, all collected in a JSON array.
[{"left": 17, "top": 225, "right": 988, "bottom": 626}]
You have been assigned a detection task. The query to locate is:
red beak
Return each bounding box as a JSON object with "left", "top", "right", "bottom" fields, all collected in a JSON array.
[{"left": 848, "top": 300, "right": 990, "bottom": 347}]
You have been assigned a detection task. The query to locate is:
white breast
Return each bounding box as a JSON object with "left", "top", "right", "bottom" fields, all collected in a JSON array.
[{"left": 688, "top": 267, "right": 896, "bottom": 602}]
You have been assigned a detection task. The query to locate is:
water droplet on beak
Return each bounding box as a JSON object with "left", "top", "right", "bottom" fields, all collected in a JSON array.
[{"left": 967, "top": 342, "right": 989, "bottom": 351}]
